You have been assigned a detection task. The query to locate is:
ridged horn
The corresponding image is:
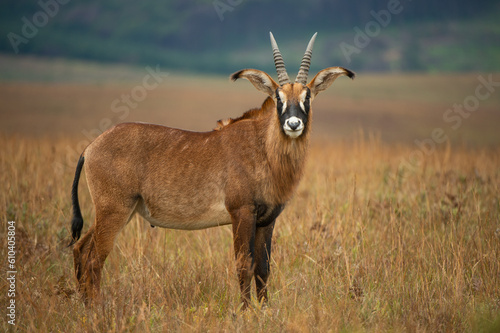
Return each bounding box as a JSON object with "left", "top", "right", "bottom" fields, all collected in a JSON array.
[
  {"left": 269, "top": 32, "right": 290, "bottom": 86},
  {"left": 295, "top": 32, "right": 317, "bottom": 85}
]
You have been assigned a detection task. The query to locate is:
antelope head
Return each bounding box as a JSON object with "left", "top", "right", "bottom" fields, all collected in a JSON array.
[{"left": 231, "top": 32, "right": 355, "bottom": 139}]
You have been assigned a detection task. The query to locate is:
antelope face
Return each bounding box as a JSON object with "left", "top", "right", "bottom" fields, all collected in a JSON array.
[
  {"left": 230, "top": 32, "right": 355, "bottom": 140},
  {"left": 276, "top": 84, "right": 311, "bottom": 139}
]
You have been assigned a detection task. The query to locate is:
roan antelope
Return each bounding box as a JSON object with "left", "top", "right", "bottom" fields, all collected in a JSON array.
[{"left": 69, "top": 32, "right": 355, "bottom": 307}]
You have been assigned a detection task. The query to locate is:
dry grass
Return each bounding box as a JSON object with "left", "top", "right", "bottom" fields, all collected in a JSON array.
[
  {"left": 1, "top": 133, "right": 499, "bottom": 332},
  {"left": 0, "top": 65, "right": 499, "bottom": 331}
]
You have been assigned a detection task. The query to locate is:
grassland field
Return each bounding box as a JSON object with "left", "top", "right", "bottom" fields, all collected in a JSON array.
[{"left": 0, "top": 55, "right": 499, "bottom": 332}]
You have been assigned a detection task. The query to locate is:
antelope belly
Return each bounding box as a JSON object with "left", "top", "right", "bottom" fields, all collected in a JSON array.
[{"left": 142, "top": 200, "right": 232, "bottom": 230}]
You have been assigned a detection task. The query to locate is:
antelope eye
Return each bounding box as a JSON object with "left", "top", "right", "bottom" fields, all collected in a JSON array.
[{"left": 305, "top": 91, "right": 311, "bottom": 101}]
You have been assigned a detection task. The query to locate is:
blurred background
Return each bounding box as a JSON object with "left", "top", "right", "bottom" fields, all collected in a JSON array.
[
  {"left": 1, "top": 0, "right": 499, "bottom": 73},
  {"left": 0, "top": 0, "right": 499, "bottom": 145}
]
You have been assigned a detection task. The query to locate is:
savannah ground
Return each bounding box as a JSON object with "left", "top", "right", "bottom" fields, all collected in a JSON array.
[{"left": 1, "top": 56, "right": 499, "bottom": 332}]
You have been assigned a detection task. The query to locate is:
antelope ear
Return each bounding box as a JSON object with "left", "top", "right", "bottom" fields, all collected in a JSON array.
[
  {"left": 231, "top": 69, "right": 280, "bottom": 97},
  {"left": 307, "top": 67, "right": 355, "bottom": 97}
]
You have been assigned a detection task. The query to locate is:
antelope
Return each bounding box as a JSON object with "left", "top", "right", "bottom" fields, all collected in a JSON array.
[{"left": 69, "top": 32, "right": 355, "bottom": 307}]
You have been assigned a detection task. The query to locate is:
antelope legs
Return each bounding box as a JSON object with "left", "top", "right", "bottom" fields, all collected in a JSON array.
[
  {"left": 254, "top": 221, "right": 275, "bottom": 303},
  {"left": 73, "top": 207, "right": 131, "bottom": 304},
  {"left": 230, "top": 205, "right": 276, "bottom": 307},
  {"left": 231, "top": 205, "right": 256, "bottom": 308}
]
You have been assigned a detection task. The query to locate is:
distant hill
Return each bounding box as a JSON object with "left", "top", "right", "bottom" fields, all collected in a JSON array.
[{"left": 1, "top": 0, "right": 499, "bottom": 73}]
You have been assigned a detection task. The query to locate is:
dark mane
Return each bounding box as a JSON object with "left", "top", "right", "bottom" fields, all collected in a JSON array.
[{"left": 214, "top": 97, "right": 275, "bottom": 131}]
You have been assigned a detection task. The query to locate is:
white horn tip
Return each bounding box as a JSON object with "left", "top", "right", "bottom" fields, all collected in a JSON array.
[{"left": 309, "top": 32, "right": 318, "bottom": 45}]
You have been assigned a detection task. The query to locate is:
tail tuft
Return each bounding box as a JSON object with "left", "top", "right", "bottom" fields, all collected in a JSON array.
[
  {"left": 69, "top": 215, "right": 84, "bottom": 247},
  {"left": 69, "top": 155, "right": 85, "bottom": 247}
]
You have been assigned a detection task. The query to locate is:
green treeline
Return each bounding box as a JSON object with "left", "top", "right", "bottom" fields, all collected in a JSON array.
[{"left": 1, "top": 0, "right": 499, "bottom": 73}]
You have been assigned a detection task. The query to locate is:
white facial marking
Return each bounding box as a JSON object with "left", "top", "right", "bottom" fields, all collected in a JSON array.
[
  {"left": 279, "top": 91, "right": 286, "bottom": 101},
  {"left": 283, "top": 116, "right": 304, "bottom": 138},
  {"left": 278, "top": 91, "right": 287, "bottom": 114},
  {"left": 299, "top": 90, "right": 308, "bottom": 101},
  {"left": 299, "top": 90, "right": 308, "bottom": 113}
]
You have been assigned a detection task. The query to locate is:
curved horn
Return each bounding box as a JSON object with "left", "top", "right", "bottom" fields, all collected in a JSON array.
[
  {"left": 269, "top": 32, "right": 290, "bottom": 86},
  {"left": 295, "top": 32, "right": 317, "bottom": 85}
]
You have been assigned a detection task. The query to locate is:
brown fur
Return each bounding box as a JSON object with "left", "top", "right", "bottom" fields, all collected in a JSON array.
[{"left": 71, "top": 66, "right": 354, "bottom": 307}]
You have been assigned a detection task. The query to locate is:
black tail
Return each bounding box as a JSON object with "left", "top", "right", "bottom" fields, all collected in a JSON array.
[{"left": 69, "top": 155, "right": 85, "bottom": 247}]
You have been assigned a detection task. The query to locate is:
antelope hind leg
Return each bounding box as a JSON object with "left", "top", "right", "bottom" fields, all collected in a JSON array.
[{"left": 73, "top": 208, "right": 132, "bottom": 304}]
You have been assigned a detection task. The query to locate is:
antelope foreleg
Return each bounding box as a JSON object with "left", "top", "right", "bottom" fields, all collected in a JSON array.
[
  {"left": 230, "top": 205, "right": 256, "bottom": 308},
  {"left": 254, "top": 221, "right": 275, "bottom": 303}
]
